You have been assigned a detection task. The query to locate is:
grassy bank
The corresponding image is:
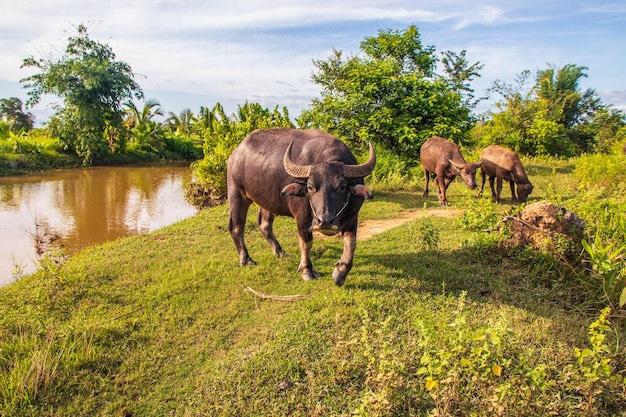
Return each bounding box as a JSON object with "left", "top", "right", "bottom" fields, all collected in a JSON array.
[
  {"left": 1, "top": 158, "right": 625, "bottom": 416},
  {"left": 0, "top": 132, "right": 202, "bottom": 177}
]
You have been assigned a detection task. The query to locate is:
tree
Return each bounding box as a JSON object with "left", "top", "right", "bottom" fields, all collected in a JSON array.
[
  {"left": 166, "top": 108, "right": 195, "bottom": 137},
  {"left": 474, "top": 64, "right": 625, "bottom": 156},
  {"left": 297, "top": 25, "right": 482, "bottom": 160},
  {"left": 0, "top": 97, "right": 35, "bottom": 133},
  {"left": 20, "top": 23, "right": 143, "bottom": 164},
  {"left": 124, "top": 99, "right": 164, "bottom": 152},
  {"left": 187, "top": 102, "right": 293, "bottom": 208}
]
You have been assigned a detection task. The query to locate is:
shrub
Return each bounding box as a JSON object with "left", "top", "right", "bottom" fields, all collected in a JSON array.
[{"left": 574, "top": 153, "right": 626, "bottom": 192}]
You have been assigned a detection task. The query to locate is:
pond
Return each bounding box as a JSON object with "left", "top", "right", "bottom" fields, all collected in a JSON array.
[{"left": 0, "top": 163, "right": 198, "bottom": 286}]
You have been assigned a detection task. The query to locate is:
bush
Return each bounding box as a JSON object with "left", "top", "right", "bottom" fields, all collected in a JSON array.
[{"left": 574, "top": 153, "right": 626, "bottom": 192}]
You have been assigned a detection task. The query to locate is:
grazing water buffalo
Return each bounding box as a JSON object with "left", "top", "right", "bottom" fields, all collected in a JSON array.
[
  {"left": 227, "top": 128, "right": 376, "bottom": 287},
  {"left": 478, "top": 145, "right": 533, "bottom": 203},
  {"left": 420, "top": 136, "right": 482, "bottom": 206}
]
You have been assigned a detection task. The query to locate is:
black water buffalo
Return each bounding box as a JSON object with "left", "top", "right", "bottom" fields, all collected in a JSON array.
[
  {"left": 226, "top": 128, "right": 376, "bottom": 286},
  {"left": 420, "top": 136, "right": 482, "bottom": 206},
  {"left": 478, "top": 145, "right": 533, "bottom": 203}
]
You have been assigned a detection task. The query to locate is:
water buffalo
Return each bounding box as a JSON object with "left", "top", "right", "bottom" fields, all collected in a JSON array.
[
  {"left": 227, "top": 128, "right": 376, "bottom": 287},
  {"left": 478, "top": 145, "right": 533, "bottom": 203},
  {"left": 420, "top": 136, "right": 482, "bottom": 206}
]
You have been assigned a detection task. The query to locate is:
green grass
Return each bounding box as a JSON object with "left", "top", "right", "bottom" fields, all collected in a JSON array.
[{"left": 1, "top": 157, "right": 625, "bottom": 416}]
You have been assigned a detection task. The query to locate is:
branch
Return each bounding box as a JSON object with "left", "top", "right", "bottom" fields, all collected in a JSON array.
[{"left": 244, "top": 287, "right": 310, "bottom": 302}]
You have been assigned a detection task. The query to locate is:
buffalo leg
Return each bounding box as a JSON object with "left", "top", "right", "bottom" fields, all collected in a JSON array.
[
  {"left": 509, "top": 181, "right": 518, "bottom": 202},
  {"left": 436, "top": 173, "right": 450, "bottom": 206},
  {"left": 495, "top": 177, "right": 503, "bottom": 203},
  {"left": 257, "top": 208, "right": 286, "bottom": 257},
  {"left": 332, "top": 230, "right": 357, "bottom": 287},
  {"left": 228, "top": 196, "right": 256, "bottom": 266},
  {"left": 296, "top": 232, "right": 321, "bottom": 281},
  {"left": 478, "top": 170, "right": 486, "bottom": 197},
  {"left": 488, "top": 176, "right": 497, "bottom": 202}
]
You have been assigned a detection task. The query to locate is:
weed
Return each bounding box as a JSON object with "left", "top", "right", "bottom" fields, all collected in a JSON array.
[
  {"left": 10, "top": 255, "right": 25, "bottom": 281},
  {"left": 581, "top": 235, "right": 626, "bottom": 309},
  {"left": 454, "top": 197, "right": 499, "bottom": 231},
  {"left": 566, "top": 307, "right": 625, "bottom": 416},
  {"left": 415, "top": 218, "right": 441, "bottom": 251}
]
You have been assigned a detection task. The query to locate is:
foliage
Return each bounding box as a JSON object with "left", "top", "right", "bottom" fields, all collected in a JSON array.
[
  {"left": 573, "top": 153, "right": 626, "bottom": 193},
  {"left": 567, "top": 307, "right": 624, "bottom": 416},
  {"left": 0, "top": 130, "right": 80, "bottom": 175},
  {"left": 20, "top": 23, "right": 143, "bottom": 164},
  {"left": 581, "top": 235, "right": 626, "bottom": 310},
  {"left": 123, "top": 99, "right": 164, "bottom": 153},
  {"left": 454, "top": 196, "right": 500, "bottom": 231},
  {"left": 474, "top": 65, "right": 625, "bottom": 157},
  {"left": 298, "top": 25, "right": 482, "bottom": 161},
  {"left": 187, "top": 102, "right": 293, "bottom": 208},
  {"left": 0, "top": 97, "right": 34, "bottom": 133}
]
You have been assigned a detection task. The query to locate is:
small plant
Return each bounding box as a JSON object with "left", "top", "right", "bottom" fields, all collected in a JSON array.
[
  {"left": 454, "top": 197, "right": 499, "bottom": 231},
  {"left": 416, "top": 218, "right": 441, "bottom": 251},
  {"left": 581, "top": 235, "right": 626, "bottom": 309},
  {"left": 10, "top": 255, "right": 26, "bottom": 280},
  {"left": 567, "top": 307, "right": 623, "bottom": 416}
]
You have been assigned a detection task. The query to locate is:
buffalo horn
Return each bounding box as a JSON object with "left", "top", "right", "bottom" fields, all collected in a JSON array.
[
  {"left": 344, "top": 142, "right": 376, "bottom": 178},
  {"left": 283, "top": 141, "right": 312, "bottom": 179}
]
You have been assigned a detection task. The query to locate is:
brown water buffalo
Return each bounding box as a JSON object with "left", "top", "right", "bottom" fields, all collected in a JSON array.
[
  {"left": 420, "top": 136, "right": 482, "bottom": 206},
  {"left": 227, "top": 128, "right": 376, "bottom": 286},
  {"left": 478, "top": 145, "right": 533, "bottom": 203}
]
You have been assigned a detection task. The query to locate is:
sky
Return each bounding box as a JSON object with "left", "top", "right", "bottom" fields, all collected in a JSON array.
[{"left": 1, "top": 0, "right": 625, "bottom": 126}]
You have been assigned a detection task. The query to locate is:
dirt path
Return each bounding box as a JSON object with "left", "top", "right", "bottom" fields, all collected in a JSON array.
[{"left": 315, "top": 209, "right": 464, "bottom": 241}]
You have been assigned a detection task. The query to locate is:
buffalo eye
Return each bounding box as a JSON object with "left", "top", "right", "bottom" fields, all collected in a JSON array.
[{"left": 307, "top": 183, "right": 316, "bottom": 193}]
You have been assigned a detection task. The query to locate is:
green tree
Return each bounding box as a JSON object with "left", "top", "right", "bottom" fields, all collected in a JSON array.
[
  {"left": 475, "top": 64, "right": 624, "bottom": 156},
  {"left": 297, "top": 25, "right": 482, "bottom": 160},
  {"left": 166, "top": 108, "right": 195, "bottom": 137},
  {"left": 124, "top": 99, "right": 164, "bottom": 152},
  {"left": 187, "top": 102, "right": 293, "bottom": 208},
  {"left": 0, "top": 97, "right": 35, "bottom": 133},
  {"left": 20, "top": 23, "right": 143, "bottom": 164}
]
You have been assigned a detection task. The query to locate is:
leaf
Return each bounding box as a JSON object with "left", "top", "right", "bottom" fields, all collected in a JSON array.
[
  {"left": 425, "top": 378, "right": 437, "bottom": 391},
  {"left": 460, "top": 358, "right": 471, "bottom": 367},
  {"left": 492, "top": 365, "right": 503, "bottom": 376},
  {"left": 619, "top": 287, "right": 626, "bottom": 308}
]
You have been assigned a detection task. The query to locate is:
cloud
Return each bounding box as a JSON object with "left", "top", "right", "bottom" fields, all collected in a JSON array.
[{"left": 1, "top": 0, "right": 624, "bottom": 122}]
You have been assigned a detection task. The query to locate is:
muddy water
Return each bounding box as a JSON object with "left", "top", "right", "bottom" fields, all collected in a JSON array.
[{"left": 0, "top": 164, "right": 198, "bottom": 286}]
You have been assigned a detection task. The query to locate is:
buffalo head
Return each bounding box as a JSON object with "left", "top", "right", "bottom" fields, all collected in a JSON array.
[
  {"left": 449, "top": 159, "right": 483, "bottom": 190},
  {"left": 281, "top": 142, "right": 376, "bottom": 236},
  {"left": 517, "top": 183, "right": 534, "bottom": 202}
]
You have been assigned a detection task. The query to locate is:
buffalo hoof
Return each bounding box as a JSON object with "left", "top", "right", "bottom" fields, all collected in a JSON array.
[
  {"left": 300, "top": 266, "right": 322, "bottom": 281},
  {"left": 302, "top": 272, "right": 319, "bottom": 281},
  {"left": 332, "top": 268, "right": 347, "bottom": 287},
  {"left": 333, "top": 262, "right": 351, "bottom": 287},
  {"left": 240, "top": 257, "right": 257, "bottom": 266}
]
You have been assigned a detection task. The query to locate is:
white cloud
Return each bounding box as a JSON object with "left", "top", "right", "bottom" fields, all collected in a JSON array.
[{"left": 1, "top": 0, "right": 624, "bottom": 122}]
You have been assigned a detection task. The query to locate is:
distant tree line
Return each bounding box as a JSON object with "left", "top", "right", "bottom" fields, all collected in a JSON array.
[{"left": 2, "top": 23, "right": 624, "bottom": 196}]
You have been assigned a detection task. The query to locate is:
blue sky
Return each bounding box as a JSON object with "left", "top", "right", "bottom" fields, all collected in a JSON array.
[{"left": 1, "top": 0, "right": 625, "bottom": 125}]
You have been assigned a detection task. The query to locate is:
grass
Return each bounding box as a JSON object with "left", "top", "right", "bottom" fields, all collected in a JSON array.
[{"left": 1, "top": 156, "right": 625, "bottom": 416}]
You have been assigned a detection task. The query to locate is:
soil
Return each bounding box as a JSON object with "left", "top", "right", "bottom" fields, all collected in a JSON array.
[{"left": 315, "top": 209, "right": 464, "bottom": 241}]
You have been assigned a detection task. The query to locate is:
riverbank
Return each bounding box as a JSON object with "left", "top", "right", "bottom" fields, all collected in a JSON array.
[
  {"left": 0, "top": 132, "right": 203, "bottom": 177},
  {"left": 1, "top": 169, "right": 625, "bottom": 415}
]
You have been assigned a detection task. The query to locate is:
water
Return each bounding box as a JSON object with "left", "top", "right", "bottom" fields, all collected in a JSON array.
[{"left": 0, "top": 163, "right": 198, "bottom": 286}]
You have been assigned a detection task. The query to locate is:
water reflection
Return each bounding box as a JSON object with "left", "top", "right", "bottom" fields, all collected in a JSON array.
[{"left": 0, "top": 164, "right": 197, "bottom": 286}]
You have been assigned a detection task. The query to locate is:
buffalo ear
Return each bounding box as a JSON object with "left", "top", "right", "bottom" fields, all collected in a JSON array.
[
  {"left": 350, "top": 184, "right": 373, "bottom": 200},
  {"left": 281, "top": 183, "right": 307, "bottom": 197}
]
